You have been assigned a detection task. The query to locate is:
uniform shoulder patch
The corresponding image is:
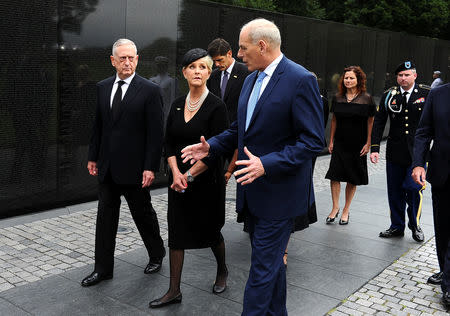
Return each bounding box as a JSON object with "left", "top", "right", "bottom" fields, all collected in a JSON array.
[
  {"left": 383, "top": 86, "right": 397, "bottom": 94},
  {"left": 418, "top": 84, "right": 431, "bottom": 90}
]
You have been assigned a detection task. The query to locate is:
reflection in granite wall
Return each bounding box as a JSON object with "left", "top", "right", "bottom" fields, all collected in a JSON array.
[
  {"left": 57, "top": 0, "right": 123, "bottom": 206},
  {"left": 0, "top": 1, "right": 58, "bottom": 215},
  {"left": 0, "top": 0, "right": 449, "bottom": 216}
]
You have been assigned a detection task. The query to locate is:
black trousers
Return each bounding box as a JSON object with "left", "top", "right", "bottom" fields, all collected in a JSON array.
[
  {"left": 432, "top": 176, "right": 450, "bottom": 293},
  {"left": 94, "top": 173, "right": 165, "bottom": 275}
]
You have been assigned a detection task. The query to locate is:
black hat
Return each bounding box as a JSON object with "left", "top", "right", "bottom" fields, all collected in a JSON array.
[
  {"left": 395, "top": 61, "right": 416, "bottom": 75},
  {"left": 181, "top": 48, "right": 208, "bottom": 67}
]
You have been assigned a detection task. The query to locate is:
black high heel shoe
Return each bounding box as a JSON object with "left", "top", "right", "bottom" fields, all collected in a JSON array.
[
  {"left": 213, "top": 267, "right": 228, "bottom": 294},
  {"left": 339, "top": 214, "right": 349, "bottom": 225},
  {"left": 326, "top": 209, "right": 340, "bottom": 224}
]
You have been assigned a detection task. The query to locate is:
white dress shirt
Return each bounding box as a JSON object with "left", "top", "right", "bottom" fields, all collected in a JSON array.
[
  {"left": 257, "top": 54, "right": 283, "bottom": 98},
  {"left": 110, "top": 72, "right": 135, "bottom": 108},
  {"left": 221, "top": 59, "right": 235, "bottom": 89},
  {"left": 400, "top": 85, "right": 414, "bottom": 103}
]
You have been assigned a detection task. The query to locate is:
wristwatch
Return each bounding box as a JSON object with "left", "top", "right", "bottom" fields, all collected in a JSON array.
[{"left": 187, "top": 170, "right": 195, "bottom": 182}]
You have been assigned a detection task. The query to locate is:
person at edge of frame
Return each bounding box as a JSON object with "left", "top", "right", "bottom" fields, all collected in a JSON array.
[{"left": 411, "top": 83, "right": 450, "bottom": 305}]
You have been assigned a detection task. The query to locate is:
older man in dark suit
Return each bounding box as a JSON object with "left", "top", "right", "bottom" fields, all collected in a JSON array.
[
  {"left": 81, "top": 38, "right": 166, "bottom": 287},
  {"left": 182, "top": 19, "right": 324, "bottom": 316},
  {"left": 412, "top": 83, "right": 450, "bottom": 307}
]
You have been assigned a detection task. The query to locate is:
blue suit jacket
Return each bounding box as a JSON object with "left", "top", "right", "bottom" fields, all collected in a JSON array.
[
  {"left": 208, "top": 56, "right": 325, "bottom": 220},
  {"left": 413, "top": 83, "right": 450, "bottom": 188}
]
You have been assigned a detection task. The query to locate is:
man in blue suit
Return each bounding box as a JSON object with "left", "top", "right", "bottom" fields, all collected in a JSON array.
[
  {"left": 412, "top": 83, "right": 450, "bottom": 307},
  {"left": 181, "top": 18, "right": 325, "bottom": 315}
]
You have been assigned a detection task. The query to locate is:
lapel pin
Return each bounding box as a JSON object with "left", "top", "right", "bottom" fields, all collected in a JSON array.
[
  {"left": 414, "top": 89, "right": 418, "bottom": 93},
  {"left": 176, "top": 108, "right": 181, "bottom": 111},
  {"left": 233, "top": 75, "right": 237, "bottom": 78}
]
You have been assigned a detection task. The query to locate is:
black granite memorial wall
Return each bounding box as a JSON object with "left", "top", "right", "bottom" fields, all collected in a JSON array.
[{"left": 0, "top": 0, "right": 449, "bottom": 217}]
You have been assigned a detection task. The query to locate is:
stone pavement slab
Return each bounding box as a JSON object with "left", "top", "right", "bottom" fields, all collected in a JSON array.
[{"left": 1, "top": 142, "right": 448, "bottom": 315}]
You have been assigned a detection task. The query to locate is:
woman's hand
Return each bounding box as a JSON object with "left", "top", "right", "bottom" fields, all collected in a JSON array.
[
  {"left": 360, "top": 143, "right": 370, "bottom": 156},
  {"left": 170, "top": 170, "right": 188, "bottom": 192},
  {"left": 328, "top": 141, "right": 334, "bottom": 154},
  {"left": 224, "top": 171, "right": 233, "bottom": 185}
]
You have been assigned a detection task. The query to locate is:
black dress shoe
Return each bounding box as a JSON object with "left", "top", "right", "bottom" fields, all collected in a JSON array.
[
  {"left": 149, "top": 293, "right": 182, "bottom": 308},
  {"left": 326, "top": 209, "right": 340, "bottom": 224},
  {"left": 410, "top": 225, "right": 425, "bottom": 242},
  {"left": 144, "top": 258, "right": 163, "bottom": 274},
  {"left": 442, "top": 292, "right": 450, "bottom": 308},
  {"left": 428, "top": 271, "right": 443, "bottom": 285},
  {"left": 379, "top": 228, "right": 404, "bottom": 238},
  {"left": 81, "top": 271, "right": 113, "bottom": 287}
]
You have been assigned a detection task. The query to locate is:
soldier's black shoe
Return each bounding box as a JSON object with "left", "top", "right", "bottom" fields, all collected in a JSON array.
[
  {"left": 81, "top": 271, "right": 113, "bottom": 287},
  {"left": 144, "top": 258, "right": 163, "bottom": 274},
  {"left": 379, "top": 228, "right": 404, "bottom": 238},
  {"left": 408, "top": 222, "right": 425, "bottom": 242},
  {"left": 411, "top": 226, "right": 424, "bottom": 242},
  {"left": 442, "top": 292, "right": 450, "bottom": 308},
  {"left": 428, "top": 271, "right": 443, "bottom": 285}
]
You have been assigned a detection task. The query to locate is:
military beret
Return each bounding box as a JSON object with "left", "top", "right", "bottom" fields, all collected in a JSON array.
[
  {"left": 395, "top": 61, "right": 416, "bottom": 75},
  {"left": 181, "top": 48, "right": 208, "bottom": 67}
]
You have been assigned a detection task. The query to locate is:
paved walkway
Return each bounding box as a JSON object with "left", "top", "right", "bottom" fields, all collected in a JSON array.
[{"left": 0, "top": 143, "right": 448, "bottom": 315}]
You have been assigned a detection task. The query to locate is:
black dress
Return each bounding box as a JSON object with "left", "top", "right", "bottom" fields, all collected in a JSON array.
[
  {"left": 325, "top": 93, "right": 376, "bottom": 185},
  {"left": 165, "top": 93, "right": 229, "bottom": 249}
]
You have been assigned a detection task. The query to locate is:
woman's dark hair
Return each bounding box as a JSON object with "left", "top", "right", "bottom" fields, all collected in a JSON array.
[{"left": 337, "top": 66, "right": 367, "bottom": 96}]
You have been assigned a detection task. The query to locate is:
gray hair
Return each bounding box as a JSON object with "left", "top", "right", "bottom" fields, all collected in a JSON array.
[
  {"left": 241, "top": 18, "right": 281, "bottom": 48},
  {"left": 112, "top": 38, "right": 137, "bottom": 56}
]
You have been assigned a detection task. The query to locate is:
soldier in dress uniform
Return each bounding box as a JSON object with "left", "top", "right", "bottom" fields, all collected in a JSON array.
[{"left": 370, "top": 61, "right": 430, "bottom": 242}]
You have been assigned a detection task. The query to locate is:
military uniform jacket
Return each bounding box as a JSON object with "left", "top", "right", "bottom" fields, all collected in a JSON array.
[{"left": 371, "top": 83, "right": 429, "bottom": 166}]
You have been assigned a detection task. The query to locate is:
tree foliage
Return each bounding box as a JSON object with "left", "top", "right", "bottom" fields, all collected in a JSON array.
[
  {"left": 211, "top": 0, "right": 450, "bottom": 40},
  {"left": 214, "top": 0, "right": 276, "bottom": 11}
]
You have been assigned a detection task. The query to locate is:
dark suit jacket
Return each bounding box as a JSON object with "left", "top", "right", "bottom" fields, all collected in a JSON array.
[
  {"left": 208, "top": 56, "right": 325, "bottom": 220},
  {"left": 412, "top": 83, "right": 450, "bottom": 187},
  {"left": 88, "top": 74, "right": 164, "bottom": 185},
  {"left": 207, "top": 61, "right": 250, "bottom": 123}
]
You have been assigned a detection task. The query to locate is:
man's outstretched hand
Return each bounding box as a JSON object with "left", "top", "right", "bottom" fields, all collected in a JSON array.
[
  {"left": 181, "top": 136, "right": 210, "bottom": 164},
  {"left": 234, "top": 147, "right": 265, "bottom": 186}
]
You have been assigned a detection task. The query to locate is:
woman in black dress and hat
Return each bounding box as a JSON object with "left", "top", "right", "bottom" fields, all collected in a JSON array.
[
  {"left": 325, "top": 66, "right": 376, "bottom": 225},
  {"left": 149, "top": 49, "right": 229, "bottom": 308}
]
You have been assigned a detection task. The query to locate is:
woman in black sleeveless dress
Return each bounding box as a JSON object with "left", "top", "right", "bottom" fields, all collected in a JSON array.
[{"left": 325, "top": 66, "right": 376, "bottom": 225}]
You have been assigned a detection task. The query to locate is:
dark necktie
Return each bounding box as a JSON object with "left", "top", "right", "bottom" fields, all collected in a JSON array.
[
  {"left": 221, "top": 71, "right": 229, "bottom": 99},
  {"left": 112, "top": 80, "right": 125, "bottom": 120},
  {"left": 402, "top": 91, "right": 408, "bottom": 108}
]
